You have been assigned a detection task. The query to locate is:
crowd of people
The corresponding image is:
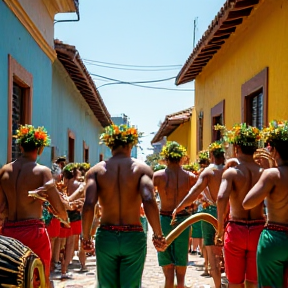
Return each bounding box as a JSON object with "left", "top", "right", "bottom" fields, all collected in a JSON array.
[{"left": 0, "top": 120, "right": 288, "bottom": 288}]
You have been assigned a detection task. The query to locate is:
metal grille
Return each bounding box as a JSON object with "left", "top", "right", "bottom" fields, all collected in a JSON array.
[
  {"left": 251, "top": 92, "right": 263, "bottom": 129},
  {"left": 12, "top": 83, "right": 24, "bottom": 161}
]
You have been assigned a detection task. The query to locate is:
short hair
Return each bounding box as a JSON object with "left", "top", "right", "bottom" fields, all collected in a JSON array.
[
  {"left": 239, "top": 144, "right": 257, "bottom": 155},
  {"left": 274, "top": 140, "right": 288, "bottom": 161}
]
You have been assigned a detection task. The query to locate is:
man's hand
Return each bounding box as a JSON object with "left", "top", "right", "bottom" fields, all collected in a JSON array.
[
  {"left": 152, "top": 234, "right": 168, "bottom": 252},
  {"left": 171, "top": 209, "right": 178, "bottom": 226},
  {"left": 81, "top": 238, "right": 95, "bottom": 255},
  {"left": 214, "top": 231, "right": 224, "bottom": 246}
]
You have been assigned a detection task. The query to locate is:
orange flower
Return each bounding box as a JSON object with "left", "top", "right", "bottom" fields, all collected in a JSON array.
[
  {"left": 20, "top": 127, "right": 29, "bottom": 135},
  {"left": 34, "top": 131, "right": 47, "bottom": 140}
]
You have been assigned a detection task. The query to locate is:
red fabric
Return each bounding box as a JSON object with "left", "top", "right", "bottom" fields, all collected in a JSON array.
[
  {"left": 2, "top": 219, "right": 51, "bottom": 278},
  {"left": 224, "top": 221, "right": 264, "bottom": 284},
  {"left": 70, "top": 220, "right": 82, "bottom": 235},
  {"left": 46, "top": 218, "right": 60, "bottom": 238},
  {"left": 59, "top": 225, "right": 73, "bottom": 238}
]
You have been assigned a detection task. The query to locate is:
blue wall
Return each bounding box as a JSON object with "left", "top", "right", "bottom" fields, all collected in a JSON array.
[
  {"left": 0, "top": 2, "right": 52, "bottom": 165},
  {"left": 51, "top": 60, "right": 102, "bottom": 166}
]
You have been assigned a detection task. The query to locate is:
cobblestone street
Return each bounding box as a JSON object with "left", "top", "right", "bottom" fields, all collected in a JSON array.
[{"left": 52, "top": 227, "right": 216, "bottom": 288}]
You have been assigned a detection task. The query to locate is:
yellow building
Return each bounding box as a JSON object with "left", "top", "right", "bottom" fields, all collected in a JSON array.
[
  {"left": 176, "top": 0, "right": 288, "bottom": 161},
  {"left": 151, "top": 108, "right": 194, "bottom": 160}
]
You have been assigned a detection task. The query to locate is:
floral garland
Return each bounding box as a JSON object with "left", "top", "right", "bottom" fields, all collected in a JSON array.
[
  {"left": 197, "top": 150, "right": 210, "bottom": 165},
  {"left": 153, "top": 164, "right": 167, "bottom": 172},
  {"left": 182, "top": 162, "right": 200, "bottom": 174},
  {"left": 262, "top": 120, "right": 288, "bottom": 146},
  {"left": 160, "top": 141, "right": 187, "bottom": 161},
  {"left": 214, "top": 123, "right": 261, "bottom": 147},
  {"left": 15, "top": 124, "right": 50, "bottom": 148},
  {"left": 99, "top": 124, "right": 141, "bottom": 148},
  {"left": 209, "top": 141, "right": 225, "bottom": 157}
]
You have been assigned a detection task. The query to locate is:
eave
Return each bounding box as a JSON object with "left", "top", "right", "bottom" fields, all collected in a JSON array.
[
  {"left": 55, "top": 40, "right": 112, "bottom": 128},
  {"left": 43, "top": 0, "right": 79, "bottom": 18},
  {"left": 176, "top": 0, "right": 260, "bottom": 85},
  {"left": 151, "top": 108, "right": 192, "bottom": 144}
]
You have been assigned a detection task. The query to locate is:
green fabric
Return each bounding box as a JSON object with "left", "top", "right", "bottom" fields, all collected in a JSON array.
[
  {"left": 257, "top": 229, "right": 288, "bottom": 288},
  {"left": 201, "top": 205, "right": 217, "bottom": 246},
  {"left": 42, "top": 206, "right": 53, "bottom": 226},
  {"left": 158, "top": 214, "right": 190, "bottom": 267},
  {"left": 140, "top": 216, "right": 148, "bottom": 234},
  {"left": 95, "top": 228, "right": 147, "bottom": 288},
  {"left": 192, "top": 220, "right": 203, "bottom": 238},
  {"left": 67, "top": 210, "right": 81, "bottom": 222}
]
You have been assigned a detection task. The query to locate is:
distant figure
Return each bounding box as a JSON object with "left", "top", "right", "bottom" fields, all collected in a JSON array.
[
  {"left": 243, "top": 121, "right": 288, "bottom": 288},
  {"left": 154, "top": 141, "right": 197, "bottom": 288},
  {"left": 82, "top": 124, "right": 166, "bottom": 288},
  {"left": 0, "top": 124, "right": 68, "bottom": 287},
  {"left": 217, "top": 124, "right": 264, "bottom": 288}
]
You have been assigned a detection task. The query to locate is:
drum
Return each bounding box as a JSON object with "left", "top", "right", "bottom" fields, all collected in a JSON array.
[{"left": 0, "top": 235, "right": 45, "bottom": 288}]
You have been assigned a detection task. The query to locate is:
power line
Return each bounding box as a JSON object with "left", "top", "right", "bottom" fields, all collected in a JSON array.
[
  {"left": 83, "top": 58, "right": 182, "bottom": 68},
  {"left": 84, "top": 60, "right": 181, "bottom": 71}
]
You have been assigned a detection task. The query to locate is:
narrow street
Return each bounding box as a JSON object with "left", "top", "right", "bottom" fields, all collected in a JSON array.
[{"left": 52, "top": 227, "right": 215, "bottom": 288}]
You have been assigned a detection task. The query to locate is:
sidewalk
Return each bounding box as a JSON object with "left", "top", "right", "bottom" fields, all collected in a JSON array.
[{"left": 52, "top": 228, "right": 218, "bottom": 288}]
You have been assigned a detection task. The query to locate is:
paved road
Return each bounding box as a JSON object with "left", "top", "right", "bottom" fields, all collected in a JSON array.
[{"left": 52, "top": 228, "right": 216, "bottom": 288}]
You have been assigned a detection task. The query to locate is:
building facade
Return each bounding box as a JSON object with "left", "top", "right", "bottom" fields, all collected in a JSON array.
[{"left": 176, "top": 0, "right": 288, "bottom": 161}]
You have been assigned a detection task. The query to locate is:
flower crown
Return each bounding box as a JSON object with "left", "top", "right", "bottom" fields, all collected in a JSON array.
[
  {"left": 182, "top": 162, "right": 200, "bottom": 173},
  {"left": 262, "top": 120, "right": 288, "bottom": 146},
  {"left": 214, "top": 123, "right": 261, "bottom": 147},
  {"left": 100, "top": 124, "right": 141, "bottom": 148},
  {"left": 160, "top": 141, "right": 187, "bottom": 161},
  {"left": 209, "top": 141, "right": 225, "bottom": 157},
  {"left": 198, "top": 150, "right": 209, "bottom": 162},
  {"left": 63, "top": 163, "right": 79, "bottom": 173},
  {"left": 15, "top": 124, "right": 50, "bottom": 148}
]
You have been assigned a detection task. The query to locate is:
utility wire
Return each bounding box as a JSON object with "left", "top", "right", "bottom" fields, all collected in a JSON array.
[
  {"left": 83, "top": 58, "right": 182, "bottom": 68},
  {"left": 84, "top": 60, "right": 181, "bottom": 71}
]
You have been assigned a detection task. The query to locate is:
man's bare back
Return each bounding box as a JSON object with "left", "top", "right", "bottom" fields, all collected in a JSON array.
[
  {"left": 154, "top": 166, "right": 196, "bottom": 212},
  {"left": 225, "top": 161, "right": 264, "bottom": 220},
  {"left": 89, "top": 155, "right": 153, "bottom": 225}
]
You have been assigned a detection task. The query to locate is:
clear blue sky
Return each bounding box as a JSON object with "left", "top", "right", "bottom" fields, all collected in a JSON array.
[{"left": 55, "top": 0, "right": 224, "bottom": 157}]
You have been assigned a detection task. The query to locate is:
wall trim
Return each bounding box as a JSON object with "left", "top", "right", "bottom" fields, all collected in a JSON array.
[{"left": 3, "top": 0, "right": 57, "bottom": 62}]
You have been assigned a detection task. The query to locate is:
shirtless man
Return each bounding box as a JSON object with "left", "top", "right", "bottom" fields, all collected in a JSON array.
[
  {"left": 172, "top": 142, "right": 225, "bottom": 288},
  {"left": 243, "top": 121, "right": 288, "bottom": 288},
  {"left": 217, "top": 124, "right": 264, "bottom": 288},
  {"left": 0, "top": 125, "right": 68, "bottom": 287},
  {"left": 81, "top": 125, "right": 165, "bottom": 288},
  {"left": 154, "top": 141, "right": 196, "bottom": 288}
]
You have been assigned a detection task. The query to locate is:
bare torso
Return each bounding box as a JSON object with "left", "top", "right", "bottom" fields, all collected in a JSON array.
[
  {"left": 92, "top": 155, "right": 153, "bottom": 225},
  {"left": 154, "top": 166, "right": 196, "bottom": 211},
  {"left": 230, "top": 162, "right": 264, "bottom": 220},
  {"left": 266, "top": 166, "right": 288, "bottom": 224},
  {"left": 0, "top": 158, "right": 52, "bottom": 221}
]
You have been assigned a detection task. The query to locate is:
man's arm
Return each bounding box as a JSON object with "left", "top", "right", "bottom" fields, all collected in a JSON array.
[
  {"left": 243, "top": 169, "right": 275, "bottom": 210},
  {"left": 82, "top": 169, "right": 98, "bottom": 240},
  {"left": 172, "top": 170, "right": 209, "bottom": 219},
  {"left": 0, "top": 168, "right": 8, "bottom": 231},
  {"left": 216, "top": 169, "right": 235, "bottom": 239}
]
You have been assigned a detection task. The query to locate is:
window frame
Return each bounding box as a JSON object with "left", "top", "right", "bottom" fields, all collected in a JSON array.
[
  {"left": 8, "top": 55, "right": 33, "bottom": 162},
  {"left": 211, "top": 100, "right": 225, "bottom": 142},
  {"left": 68, "top": 129, "right": 75, "bottom": 162},
  {"left": 241, "top": 67, "right": 268, "bottom": 127}
]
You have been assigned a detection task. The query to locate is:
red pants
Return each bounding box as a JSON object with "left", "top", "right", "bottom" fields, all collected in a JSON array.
[
  {"left": 46, "top": 218, "right": 60, "bottom": 238},
  {"left": 70, "top": 220, "right": 82, "bottom": 235},
  {"left": 2, "top": 219, "right": 51, "bottom": 278},
  {"left": 224, "top": 220, "right": 264, "bottom": 284}
]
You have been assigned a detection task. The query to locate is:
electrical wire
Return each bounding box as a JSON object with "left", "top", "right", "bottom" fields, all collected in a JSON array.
[
  {"left": 84, "top": 60, "right": 181, "bottom": 71},
  {"left": 83, "top": 58, "right": 182, "bottom": 68}
]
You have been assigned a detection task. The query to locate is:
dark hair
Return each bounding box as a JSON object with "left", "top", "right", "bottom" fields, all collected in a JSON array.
[
  {"left": 212, "top": 151, "right": 224, "bottom": 159},
  {"left": 239, "top": 144, "right": 257, "bottom": 155},
  {"left": 199, "top": 159, "right": 210, "bottom": 166},
  {"left": 274, "top": 140, "right": 288, "bottom": 161},
  {"left": 56, "top": 156, "right": 66, "bottom": 164},
  {"left": 20, "top": 142, "right": 38, "bottom": 152},
  {"left": 63, "top": 167, "right": 78, "bottom": 179}
]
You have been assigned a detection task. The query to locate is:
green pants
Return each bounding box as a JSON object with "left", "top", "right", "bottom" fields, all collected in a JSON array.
[
  {"left": 140, "top": 216, "right": 148, "bottom": 234},
  {"left": 95, "top": 228, "right": 147, "bottom": 288},
  {"left": 257, "top": 229, "right": 288, "bottom": 288},
  {"left": 158, "top": 215, "right": 190, "bottom": 266},
  {"left": 201, "top": 206, "right": 217, "bottom": 246}
]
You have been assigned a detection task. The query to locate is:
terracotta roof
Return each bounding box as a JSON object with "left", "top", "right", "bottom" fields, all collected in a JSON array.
[
  {"left": 176, "top": 0, "right": 260, "bottom": 85},
  {"left": 151, "top": 108, "right": 193, "bottom": 144},
  {"left": 55, "top": 40, "right": 112, "bottom": 127}
]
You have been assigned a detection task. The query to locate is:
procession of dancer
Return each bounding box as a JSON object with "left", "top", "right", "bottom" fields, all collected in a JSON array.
[{"left": 1, "top": 120, "right": 288, "bottom": 288}]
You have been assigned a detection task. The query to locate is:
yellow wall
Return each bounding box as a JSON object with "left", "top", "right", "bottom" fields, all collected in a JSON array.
[
  {"left": 167, "top": 120, "right": 193, "bottom": 160},
  {"left": 192, "top": 0, "right": 288, "bottom": 159}
]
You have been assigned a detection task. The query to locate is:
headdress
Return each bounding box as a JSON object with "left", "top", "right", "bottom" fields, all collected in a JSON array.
[
  {"left": 261, "top": 120, "right": 288, "bottom": 146},
  {"left": 56, "top": 156, "right": 66, "bottom": 163},
  {"left": 214, "top": 123, "right": 261, "bottom": 147},
  {"left": 197, "top": 150, "right": 209, "bottom": 165},
  {"left": 208, "top": 141, "right": 225, "bottom": 157},
  {"left": 182, "top": 162, "right": 200, "bottom": 173},
  {"left": 99, "top": 124, "right": 141, "bottom": 149},
  {"left": 160, "top": 141, "right": 187, "bottom": 162},
  {"left": 14, "top": 124, "right": 50, "bottom": 150},
  {"left": 79, "top": 162, "right": 91, "bottom": 172}
]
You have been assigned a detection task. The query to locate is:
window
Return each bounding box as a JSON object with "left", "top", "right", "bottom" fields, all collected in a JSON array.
[
  {"left": 198, "top": 111, "right": 204, "bottom": 152},
  {"left": 99, "top": 154, "right": 103, "bottom": 162},
  {"left": 211, "top": 100, "right": 225, "bottom": 142},
  {"left": 242, "top": 67, "right": 268, "bottom": 128},
  {"left": 68, "top": 130, "right": 75, "bottom": 162},
  {"left": 8, "top": 55, "right": 33, "bottom": 162},
  {"left": 83, "top": 141, "right": 89, "bottom": 163}
]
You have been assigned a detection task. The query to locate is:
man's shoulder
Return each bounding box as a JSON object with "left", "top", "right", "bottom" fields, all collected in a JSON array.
[{"left": 153, "top": 169, "right": 166, "bottom": 177}]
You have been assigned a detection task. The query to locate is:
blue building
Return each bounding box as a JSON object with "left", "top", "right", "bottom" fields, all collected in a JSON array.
[{"left": 0, "top": 0, "right": 111, "bottom": 166}]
